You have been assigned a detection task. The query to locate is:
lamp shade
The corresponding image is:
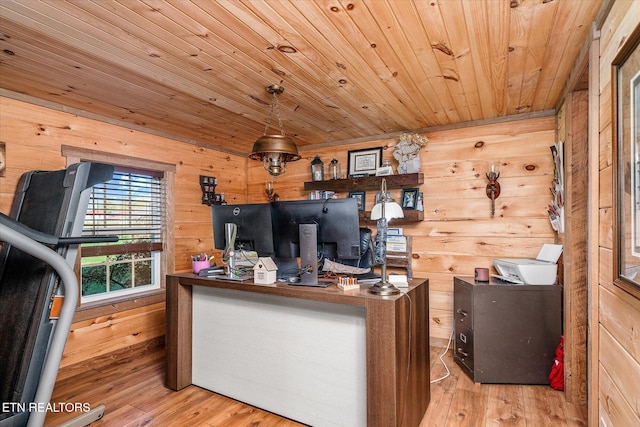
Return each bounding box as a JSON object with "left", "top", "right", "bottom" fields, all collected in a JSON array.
[
  {"left": 370, "top": 200, "right": 404, "bottom": 221},
  {"left": 248, "top": 134, "right": 301, "bottom": 177},
  {"left": 249, "top": 134, "right": 300, "bottom": 162}
]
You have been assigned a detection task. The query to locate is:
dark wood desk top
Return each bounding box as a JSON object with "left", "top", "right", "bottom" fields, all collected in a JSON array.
[{"left": 168, "top": 271, "right": 428, "bottom": 307}]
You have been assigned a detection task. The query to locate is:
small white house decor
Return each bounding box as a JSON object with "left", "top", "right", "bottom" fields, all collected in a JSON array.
[
  {"left": 393, "top": 132, "right": 428, "bottom": 174},
  {"left": 253, "top": 257, "right": 278, "bottom": 284}
]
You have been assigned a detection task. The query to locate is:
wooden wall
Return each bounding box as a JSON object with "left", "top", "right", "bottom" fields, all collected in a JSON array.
[
  {"left": 596, "top": 2, "right": 640, "bottom": 426},
  {"left": 247, "top": 115, "right": 558, "bottom": 343},
  {"left": 0, "top": 99, "right": 559, "bottom": 363},
  {"left": 0, "top": 96, "right": 247, "bottom": 365}
]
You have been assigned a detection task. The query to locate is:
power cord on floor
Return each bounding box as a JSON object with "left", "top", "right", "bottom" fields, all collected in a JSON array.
[{"left": 431, "top": 328, "right": 455, "bottom": 384}]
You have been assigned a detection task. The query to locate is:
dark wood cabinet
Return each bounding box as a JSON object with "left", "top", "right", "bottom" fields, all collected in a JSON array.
[{"left": 453, "top": 276, "right": 562, "bottom": 384}]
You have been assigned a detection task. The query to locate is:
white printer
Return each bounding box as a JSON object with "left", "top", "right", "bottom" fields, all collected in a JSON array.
[{"left": 493, "top": 244, "right": 563, "bottom": 285}]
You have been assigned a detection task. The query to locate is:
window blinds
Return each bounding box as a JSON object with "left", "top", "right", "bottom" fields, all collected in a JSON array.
[{"left": 82, "top": 167, "right": 164, "bottom": 256}]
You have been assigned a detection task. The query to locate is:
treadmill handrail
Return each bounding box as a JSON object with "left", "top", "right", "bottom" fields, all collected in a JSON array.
[
  {"left": 0, "top": 212, "right": 118, "bottom": 246},
  {"left": 0, "top": 223, "right": 80, "bottom": 427}
]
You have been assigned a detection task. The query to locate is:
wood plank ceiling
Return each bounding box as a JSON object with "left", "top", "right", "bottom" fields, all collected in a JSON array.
[{"left": 0, "top": 0, "right": 602, "bottom": 156}]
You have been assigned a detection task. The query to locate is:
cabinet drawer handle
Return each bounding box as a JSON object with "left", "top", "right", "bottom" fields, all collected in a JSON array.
[
  {"left": 456, "top": 309, "right": 468, "bottom": 317},
  {"left": 457, "top": 348, "right": 469, "bottom": 357}
]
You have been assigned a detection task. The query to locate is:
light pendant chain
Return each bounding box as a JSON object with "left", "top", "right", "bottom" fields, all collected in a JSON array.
[{"left": 262, "top": 91, "right": 286, "bottom": 137}]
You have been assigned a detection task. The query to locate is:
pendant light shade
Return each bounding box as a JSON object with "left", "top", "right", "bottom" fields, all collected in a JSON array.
[
  {"left": 248, "top": 85, "right": 301, "bottom": 178},
  {"left": 249, "top": 134, "right": 300, "bottom": 177}
]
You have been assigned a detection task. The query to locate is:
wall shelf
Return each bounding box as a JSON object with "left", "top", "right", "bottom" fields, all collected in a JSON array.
[
  {"left": 303, "top": 173, "right": 424, "bottom": 192},
  {"left": 358, "top": 209, "right": 424, "bottom": 224},
  {"left": 304, "top": 173, "right": 425, "bottom": 223}
]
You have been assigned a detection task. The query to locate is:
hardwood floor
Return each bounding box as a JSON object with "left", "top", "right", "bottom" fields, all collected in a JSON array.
[
  {"left": 423, "top": 346, "right": 588, "bottom": 427},
  {"left": 44, "top": 340, "right": 587, "bottom": 426}
]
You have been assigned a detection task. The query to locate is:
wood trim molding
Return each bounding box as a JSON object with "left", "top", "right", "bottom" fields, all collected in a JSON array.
[
  {"left": 72, "top": 289, "right": 166, "bottom": 323},
  {"left": 61, "top": 144, "right": 176, "bottom": 173},
  {"left": 301, "top": 110, "right": 557, "bottom": 151},
  {"left": 587, "top": 32, "right": 601, "bottom": 427}
]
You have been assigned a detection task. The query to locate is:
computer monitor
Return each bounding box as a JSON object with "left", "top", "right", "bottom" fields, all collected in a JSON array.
[
  {"left": 270, "top": 198, "right": 361, "bottom": 263},
  {"left": 211, "top": 203, "right": 274, "bottom": 257}
]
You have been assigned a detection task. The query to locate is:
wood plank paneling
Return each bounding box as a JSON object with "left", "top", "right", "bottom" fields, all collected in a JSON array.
[
  {"left": 597, "top": 3, "right": 640, "bottom": 426},
  {"left": 61, "top": 303, "right": 166, "bottom": 368},
  {"left": 599, "top": 327, "right": 640, "bottom": 421},
  {"left": 0, "top": 85, "right": 615, "bottom": 427},
  {"left": 561, "top": 89, "right": 589, "bottom": 405},
  {"left": 254, "top": 115, "right": 558, "bottom": 342},
  {"left": 599, "top": 281, "right": 640, "bottom": 363},
  {"left": 0, "top": 97, "right": 247, "bottom": 364},
  {"left": 0, "top": 0, "right": 602, "bottom": 153}
]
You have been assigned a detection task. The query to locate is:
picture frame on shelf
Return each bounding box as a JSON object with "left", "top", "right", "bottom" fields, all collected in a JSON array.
[
  {"left": 349, "top": 191, "right": 366, "bottom": 211},
  {"left": 347, "top": 147, "right": 382, "bottom": 178},
  {"left": 375, "top": 164, "right": 394, "bottom": 176},
  {"left": 401, "top": 188, "right": 419, "bottom": 209}
]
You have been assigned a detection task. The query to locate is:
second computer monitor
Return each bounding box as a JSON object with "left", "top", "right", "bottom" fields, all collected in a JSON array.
[
  {"left": 270, "top": 198, "right": 361, "bottom": 262},
  {"left": 211, "top": 203, "right": 274, "bottom": 257}
]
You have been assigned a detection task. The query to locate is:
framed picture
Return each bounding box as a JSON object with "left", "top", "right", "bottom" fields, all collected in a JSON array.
[
  {"left": 347, "top": 147, "right": 382, "bottom": 177},
  {"left": 375, "top": 165, "right": 393, "bottom": 176},
  {"left": 349, "top": 191, "right": 366, "bottom": 211},
  {"left": 613, "top": 24, "right": 640, "bottom": 298},
  {"left": 401, "top": 188, "right": 419, "bottom": 209}
]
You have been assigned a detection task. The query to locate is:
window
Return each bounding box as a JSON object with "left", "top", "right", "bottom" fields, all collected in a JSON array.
[
  {"left": 81, "top": 167, "right": 165, "bottom": 303},
  {"left": 62, "top": 144, "right": 176, "bottom": 309}
]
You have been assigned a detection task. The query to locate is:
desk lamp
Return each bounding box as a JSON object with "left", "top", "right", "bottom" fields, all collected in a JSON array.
[{"left": 368, "top": 178, "right": 404, "bottom": 295}]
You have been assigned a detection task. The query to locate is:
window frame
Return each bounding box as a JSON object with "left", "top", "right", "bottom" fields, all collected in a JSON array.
[
  {"left": 81, "top": 166, "right": 164, "bottom": 302},
  {"left": 62, "top": 145, "right": 175, "bottom": 319}
]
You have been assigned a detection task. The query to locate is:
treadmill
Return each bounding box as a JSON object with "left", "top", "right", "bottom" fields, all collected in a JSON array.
[{"left": 0, "top": 162, "right": 117, "bottom": 427}]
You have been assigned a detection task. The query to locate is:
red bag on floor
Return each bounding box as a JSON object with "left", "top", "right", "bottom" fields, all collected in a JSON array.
[{"left": 549, "top": 335, "right": 564, "bottom": 390}]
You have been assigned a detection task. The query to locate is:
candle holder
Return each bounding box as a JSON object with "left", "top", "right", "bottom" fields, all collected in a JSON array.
[
  {"left": 486, "top": 163, "right": 501, "bottom": 217},
  {"left": 265, "top": 181, "right": 279, "bottom": 202}
]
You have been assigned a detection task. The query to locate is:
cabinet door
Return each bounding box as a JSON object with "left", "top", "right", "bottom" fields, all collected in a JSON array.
[{"left": 473, "top": 287, "right": 561, "bottom": 384}]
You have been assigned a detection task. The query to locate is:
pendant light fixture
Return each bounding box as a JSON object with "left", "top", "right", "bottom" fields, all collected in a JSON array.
[{"left": 248, "top": 84, "right": 301, "bottom": 178}]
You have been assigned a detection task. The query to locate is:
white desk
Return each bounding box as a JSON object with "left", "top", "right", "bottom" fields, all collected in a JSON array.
[{"left": 192, "top": 287, "right": 366, "bottom": 426}]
